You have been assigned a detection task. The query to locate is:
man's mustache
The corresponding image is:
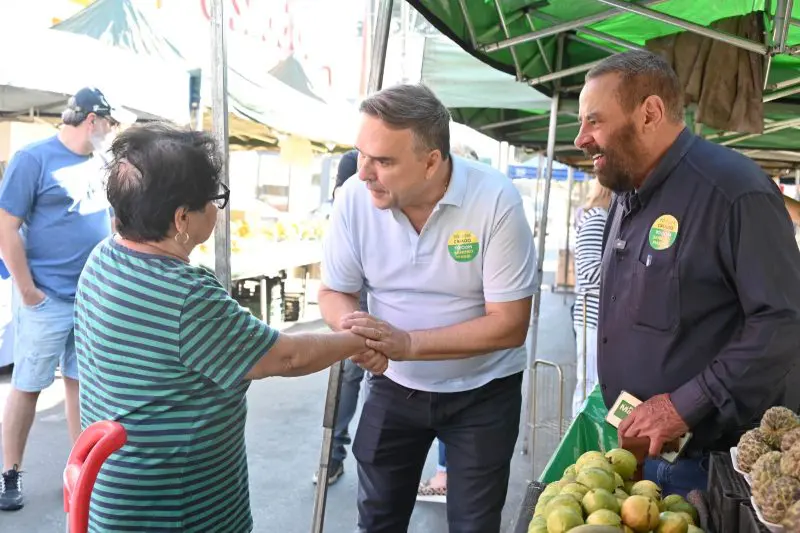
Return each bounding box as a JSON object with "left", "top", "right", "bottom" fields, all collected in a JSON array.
[{"left": 583, "top": 145, "right": 604, "bottom": 157}]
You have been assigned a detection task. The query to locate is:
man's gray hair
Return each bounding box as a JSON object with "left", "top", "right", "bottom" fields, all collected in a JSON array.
[
  {"left": 586, "top": 50, "right": 685, "bottom": 124},
  {"left": 359, "top": 83, "right": 451, "bottom": 159},
  {"left": 61, "top": 96, "right": 88, "bottom": 127}
]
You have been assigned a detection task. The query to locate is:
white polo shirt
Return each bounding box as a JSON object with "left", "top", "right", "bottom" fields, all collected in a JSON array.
[{"left": 322, "top": 155, "right": 537, "bottom": 393}]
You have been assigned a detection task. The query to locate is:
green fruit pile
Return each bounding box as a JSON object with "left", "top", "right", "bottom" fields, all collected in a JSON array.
[
  {"left": 735, "top": 406, "right": 800, "bottom": 527},
  {"left": 529, "top": 449, "right": 702, "bottom": 533}
]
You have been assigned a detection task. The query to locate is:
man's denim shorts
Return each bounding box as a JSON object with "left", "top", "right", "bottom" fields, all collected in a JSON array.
[{"left": 11, "top": 288, "right": 78, "bottom": 392}]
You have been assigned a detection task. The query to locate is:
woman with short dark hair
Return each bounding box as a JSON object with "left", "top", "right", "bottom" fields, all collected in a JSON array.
[{"left": 74, "top": 122, "right": 386, "bottom": 532}]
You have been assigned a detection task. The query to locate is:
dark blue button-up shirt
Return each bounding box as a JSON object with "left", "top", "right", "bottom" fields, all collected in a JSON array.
[{"left": 599, "top": 128, "right": 800, "bottom": 451}]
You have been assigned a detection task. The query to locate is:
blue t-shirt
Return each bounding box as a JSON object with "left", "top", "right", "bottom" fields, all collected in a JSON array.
[{"left": 0, "top": 135, "right": 111, "bottom": 301}]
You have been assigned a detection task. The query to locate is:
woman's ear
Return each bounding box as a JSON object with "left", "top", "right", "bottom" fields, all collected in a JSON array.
[{"left": 173, "top": 206, "right": 189, "bottom": 235}]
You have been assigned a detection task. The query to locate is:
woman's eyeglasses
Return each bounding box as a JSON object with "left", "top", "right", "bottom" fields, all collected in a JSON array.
[{"left": 210, "top": 182, "right": 230, "bottom": 209}]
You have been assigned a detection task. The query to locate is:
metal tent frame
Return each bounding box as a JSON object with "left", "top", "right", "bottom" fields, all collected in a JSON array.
[{"left": 406, "top": 0, "right": 800, "bottom": 175}]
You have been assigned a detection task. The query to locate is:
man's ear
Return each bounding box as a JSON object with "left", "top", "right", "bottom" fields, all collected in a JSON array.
[
  {"left": 425, "top": 150, "right": 443, "bottom": 180},
  {"left": 641, "top": 95, "right": 667, "bottom": 132}
]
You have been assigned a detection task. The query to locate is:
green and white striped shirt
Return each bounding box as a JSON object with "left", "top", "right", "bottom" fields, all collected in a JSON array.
[{"left": 75, "top": 238, "right": 277, "bottom": 532}]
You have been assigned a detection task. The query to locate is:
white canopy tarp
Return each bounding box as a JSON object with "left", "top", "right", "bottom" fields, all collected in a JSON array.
[
  {"left": 420, "top": 35, "right": 551, "bottom": 111},
  {"left": 53, "top": 0, "right": 358, "bottom": 147},
  {"left": 0, "top": 27, "right": 189, "bottom": 124}
]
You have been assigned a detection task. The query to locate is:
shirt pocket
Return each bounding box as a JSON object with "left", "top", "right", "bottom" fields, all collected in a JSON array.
[{"left": 630, "top": 257, "right": 680, "bottom": 332}]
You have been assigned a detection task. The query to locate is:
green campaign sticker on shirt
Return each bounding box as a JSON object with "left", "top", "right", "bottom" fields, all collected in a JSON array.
[
  {"left": 648, "top": 214, "right": 679, "bottom": 250},
  {"left": 447, "top": 230, "right": 479, "bottom": 262}
]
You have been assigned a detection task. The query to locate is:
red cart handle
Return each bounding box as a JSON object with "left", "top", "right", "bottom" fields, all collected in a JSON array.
[{"left": 63, "top": 420, "right": 127, "bottom": 533}]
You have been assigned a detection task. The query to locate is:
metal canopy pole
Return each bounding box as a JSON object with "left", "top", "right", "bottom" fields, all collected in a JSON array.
[
  {"left": 776, "top": 0, "right": 794, "bottom": 54},
  {"left": 523, "top": 12, "right": 553, "bottom": 73},
  {"left": 482, "top": 113, "right": 552, "bottom": 130},
  {"left": 492, "top": 0, "right": 523, "bottom": 79},
  {"left": 209, "top": 0, "right": 231, "bottom": 293},
  {"left": 764, "top": 1, "right": 775, "bottom": 90},
  {"left": 481, "top": 0, "right": 665, "bottom": 52},
  {"left": 568, "top": 34, "right": 628, "bottom": 55},
  {"left": 311, "top": 2, "right": 393, "bottom": 532},
  {"left": 764, "top": 84, "right": 800, "bottom": 102},
  {"left": 533, "top": 152, "right": 544, "bottom": 231},
  {"left": 367, "top": 0, "right": 394, "bottom": 92},
  {"left": 767, "top": 75, "right": 800, "bottom": 91},
  {"left": 507, "top": 119, "right": 577, "bottom": 137},
  {"left": 528, "top": 59, "right": 605, "bottom": 86},
  {"left": 707, "top": 116, "right": 800, "bottom": 141},
  {"left": 593, "top": 0, "right": 769, "bottom": 55},
  {"left": 534, "top": 11, "right": 644, "bottom": 51},
  {"left": 720, "top": 117, "right": 800, "bottom": 145},
  {"left": 742, "top": 149, "right": 800, "bottom": 162},
  {"left": 765, "top": 0, "right": 787, "bottom": 89},
  {"left": 523, "top": 33, "right": 565, "bottom": 465},
  {"left": 456, "top": 0, "right": 478, "bottom": 48},
  {"left": 476, "top": 9, "right": 525, "bottom": 43}
]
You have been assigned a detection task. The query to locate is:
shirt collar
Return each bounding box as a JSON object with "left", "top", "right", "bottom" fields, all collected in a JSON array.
[
  {"left": 634, "top": 127, "right": 696, "bottom": 206},
  {"left": 438, "top": 155, "right": 469, "bottom": 207}
]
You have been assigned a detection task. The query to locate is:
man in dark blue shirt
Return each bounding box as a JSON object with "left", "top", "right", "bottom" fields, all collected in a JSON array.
[{"left": 575, "top": 50, "right": 800, "bottom": 496}]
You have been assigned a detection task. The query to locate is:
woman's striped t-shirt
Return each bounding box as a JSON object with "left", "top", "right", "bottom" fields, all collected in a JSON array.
[
  {"left": 74, "top": 238, "right": 278, "bottom": 533},
  {"left": 573, "top": 207, "right": 608, "bottom": 330}
]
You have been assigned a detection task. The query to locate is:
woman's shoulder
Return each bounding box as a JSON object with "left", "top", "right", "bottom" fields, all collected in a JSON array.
[
  {"left": 584, "top": 206, "right": 609, "bottom": 219},
  {"left": 580, "top": 207, "right": 608, "bottom": 226},
  {"left": 88, "top": 239, "right": 215, "bottom": 296}
]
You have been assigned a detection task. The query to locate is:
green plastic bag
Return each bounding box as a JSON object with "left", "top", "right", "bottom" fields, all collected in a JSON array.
[{"left": 538, "top": 385, "right": 620, "bottom": 483}]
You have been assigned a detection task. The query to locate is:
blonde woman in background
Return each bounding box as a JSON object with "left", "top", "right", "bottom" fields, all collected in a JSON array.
[{"left": 572, "top": 179, "right": 611, "bottom": 417}]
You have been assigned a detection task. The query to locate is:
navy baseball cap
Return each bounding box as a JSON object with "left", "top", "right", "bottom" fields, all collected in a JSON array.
[{"left": 68, "top": 87, "right": 137, "bottom": 124}]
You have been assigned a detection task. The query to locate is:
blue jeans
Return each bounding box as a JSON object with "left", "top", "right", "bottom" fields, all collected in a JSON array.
[
  {"left": 333, "top": 359, "right": 366, "bottom": 462},
  {"left": 437, "top": 439, "right": 447, "bottom": 472},
  {"left": 643, "top": 455, "right": 709, "bottom": 497},
  {"left": 11, "top": 289, "right": 78, "bottom": 392}
]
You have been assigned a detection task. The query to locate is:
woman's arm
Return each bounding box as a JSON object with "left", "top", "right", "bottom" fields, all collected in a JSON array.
[
  {"left": 575, "top": 210, "right": 607, "bottom": 288},
  {"left": 245, "top": 330, "right": 385, "bottom": 379},
  {"left": 178, "top": 274, "right": 386, "bottom": 389}
]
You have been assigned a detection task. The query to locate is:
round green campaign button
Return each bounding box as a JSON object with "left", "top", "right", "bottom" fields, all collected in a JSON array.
[
  {"left": 447, "top": 230, "right": 479, "bottom": 262},
  {"left": 648, "top": 214, "right": 679, "bottom": 250}
]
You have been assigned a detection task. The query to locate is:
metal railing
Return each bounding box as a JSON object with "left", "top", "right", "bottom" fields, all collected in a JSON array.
[
  {"left": 522, "top": 289, "right": 599, "bottom": 480},
  {"left": 527, "top": 359, "right": 565, "bottom": 459}
]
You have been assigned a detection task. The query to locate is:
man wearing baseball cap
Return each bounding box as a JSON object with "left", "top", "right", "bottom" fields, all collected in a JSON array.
[
  {"left": 71, "top": 87, "right": 137, "bottom": 128},
  {"left": 0, "top": 87, "right": 134, "bottom": 511}
]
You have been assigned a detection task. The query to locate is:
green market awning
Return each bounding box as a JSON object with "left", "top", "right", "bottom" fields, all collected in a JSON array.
[{"left": 405, "top": 0, "right": 800, "bottom": 171}]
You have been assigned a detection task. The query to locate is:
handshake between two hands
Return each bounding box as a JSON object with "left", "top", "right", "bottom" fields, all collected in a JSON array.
[{"left": 339, "top": 311, "right": 411, "bottom": 375}]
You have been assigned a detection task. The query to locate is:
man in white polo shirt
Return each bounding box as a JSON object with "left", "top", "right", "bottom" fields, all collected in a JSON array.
[{"left": 320, "top": 83, "right": 536, "bottom": 533}]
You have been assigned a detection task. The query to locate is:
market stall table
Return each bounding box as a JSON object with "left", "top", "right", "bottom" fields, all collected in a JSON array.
[{"left": 191, "top": 239, "right": 323, "bottom": 324}]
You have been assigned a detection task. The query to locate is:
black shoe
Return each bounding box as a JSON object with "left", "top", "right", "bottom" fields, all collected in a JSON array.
[
  {"left": 0, "top": 465, "right": 23, "bottom": 511},
  {"left": 312, "top": 459, "right": 344, "bottom": 486}
]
